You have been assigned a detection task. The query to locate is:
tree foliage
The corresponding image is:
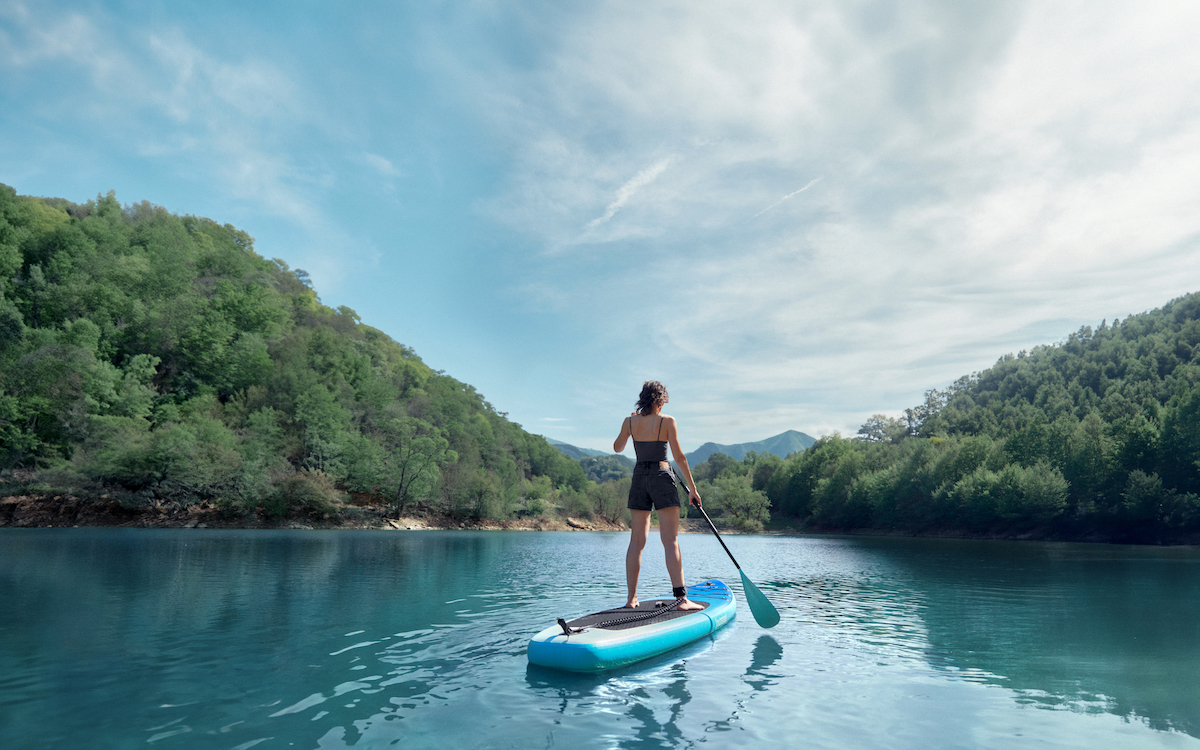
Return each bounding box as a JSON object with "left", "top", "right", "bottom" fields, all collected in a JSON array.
[
  {"left": 0, "top": 184, "right": 587, "bottom": 518},
  {"left": 756, "top": 298, "right": 1200, "bottom": 542},
  {"left": 668, "top": 294, "right": 1200, "bottom": 542},
  {"left": 579, "top": 454, "right": 633, "bottom": 483}
]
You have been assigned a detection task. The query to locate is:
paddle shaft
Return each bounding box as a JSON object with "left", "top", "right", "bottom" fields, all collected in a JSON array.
[
  {"left": 674, "top": 474, "right": 781, "bottom": 628},
  {"left": 676, "top": 477, "right": 742, "bottom": 570},
  {"left": 692, "top": 500, "right": 743, "bottom": 571}
]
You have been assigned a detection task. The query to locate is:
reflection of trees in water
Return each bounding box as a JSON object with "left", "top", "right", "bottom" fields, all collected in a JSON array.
[
  {"left": 5, "top": 530, "right": 557, "bottom": 749},
  {"left": 856, "top": 538, "right": 1200, "bottom": 739},
  {"left": 764, "top": 568, "right": 931, "bottom": 665}
]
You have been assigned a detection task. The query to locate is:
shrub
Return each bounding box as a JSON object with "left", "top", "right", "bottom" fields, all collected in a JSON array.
[
  {"left": 702, "top": 475, "right": 770, "bottom": 532},
  {"left": 590, "top": 479, "right": 630, "bottom": 525},
  {"left": 558, "top": 487, "right": 593, "bottom": 519},
  {"left": 278, "top": 470, "right": 343, "bottom": 517}
]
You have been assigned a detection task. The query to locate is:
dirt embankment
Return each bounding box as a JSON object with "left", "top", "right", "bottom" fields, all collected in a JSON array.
[{"left": 0, "top": 494, "right": 628, "bottom": 532}]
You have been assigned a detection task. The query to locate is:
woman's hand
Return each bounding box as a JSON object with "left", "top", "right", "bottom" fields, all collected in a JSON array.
[{"left": 689, "top": 488, "right": 702, "bottom": 507}]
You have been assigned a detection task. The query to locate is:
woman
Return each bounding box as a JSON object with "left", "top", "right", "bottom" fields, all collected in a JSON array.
[{"left": 612, "top": 381, "right": 703, "bottom": 611}]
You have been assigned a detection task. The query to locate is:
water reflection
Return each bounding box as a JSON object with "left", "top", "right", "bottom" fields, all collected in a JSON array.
[
  {"left": 522, "top": 630, "right": 784, "bottom": 747},
  {"left": 783, "top": 537, "right": 1200, "bottom": 739},
  {"left": 0, "top": 529, "right": 625, "bottom": 749},
  {"left": 745, "top": 635, "right": 783, "bottom": 691},
  {"left": 4, "top": 529, "right": 1197, "bottom": 749}
]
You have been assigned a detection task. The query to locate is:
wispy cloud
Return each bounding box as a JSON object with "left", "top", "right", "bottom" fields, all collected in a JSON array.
[
  {"left": 754, "top": 177, "right": 821, "bottom": 217},
  {"left": 0, "top": 3, "right": 384, "bottom": 297},
  {"left": 462, "top": 0, "right": 1200, "bottom": 446},
  {"left": 7, "top": 0, "right": 1200, "bottom": 451},
  {"left": 586, "top": 157, "right": 672, "bottom": 228},
  {"left": 364, "top": 152, "right": 401, "bottom": 177}
]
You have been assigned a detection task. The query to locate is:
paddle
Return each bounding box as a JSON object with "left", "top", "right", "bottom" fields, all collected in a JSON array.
[{"left": 677, "top": 479, "right": 780, "bottom": 628}]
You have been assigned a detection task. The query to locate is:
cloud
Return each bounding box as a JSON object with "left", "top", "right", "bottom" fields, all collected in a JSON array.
[
  {"left": 0, "top": 3, "right": 109, "bottom": 69},
  {"left": 0, "top": 2, "right": 383, "bottom": 298},
  {"left": 364, "top": 152, "right": 401, "bottom": 177},
  {"left": 463, "top": 0, "right": 1200, "bottom": 444},
  {"left": 586, "top": 157, "right": 672, "bottom": 228},
  {"left": 136, "top": 31, "right": 328, "bottom": 228},
  {"left": 754, "top": 177, "right": 821, "bottom": 217},
  {"left": 8, "top": 1, "right": 1200, "bottom": 449},
  {"left": 2, "top": 5, "right": 313, "bottom": 220}
]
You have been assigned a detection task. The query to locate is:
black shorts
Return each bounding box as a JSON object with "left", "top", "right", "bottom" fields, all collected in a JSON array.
[{"left": 628, "top": 465, "right": 682, "bottom": 511}]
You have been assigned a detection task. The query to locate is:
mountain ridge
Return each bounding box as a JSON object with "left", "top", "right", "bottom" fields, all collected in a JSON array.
[
  {"left": 544, "top": 437, "right": 609, "bottom": 460},
  {"left": 686, "top": 430, "right": 816, "bottom": 464},
  {"left": 547, "top": 430, "right": 816, "bottom": 466}
]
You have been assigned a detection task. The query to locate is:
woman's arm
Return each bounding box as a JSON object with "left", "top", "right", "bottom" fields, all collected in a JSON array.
[
  {"left": 613, "top": 416, "right": 632, "bottom": 453},
  {"left": 663, "top": 416, "right": 702, "bottom": 506}
]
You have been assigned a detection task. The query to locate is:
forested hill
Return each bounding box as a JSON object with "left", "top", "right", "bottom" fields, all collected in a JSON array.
[
  {"left": 764, "top": 292, "right": 1200, "bottom": 542},
  {"left": 0, "top": 184, "right": 587, "bottom": 518}
]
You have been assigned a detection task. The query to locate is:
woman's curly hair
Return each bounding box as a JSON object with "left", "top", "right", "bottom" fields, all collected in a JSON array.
[{"left": 635, "top": 381, "right": 668, "bottom": 416}]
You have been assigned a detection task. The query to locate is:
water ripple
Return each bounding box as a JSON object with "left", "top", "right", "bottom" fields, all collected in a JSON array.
[{"left": 5, "top": 530, "right": 1200, "bottom": 749}]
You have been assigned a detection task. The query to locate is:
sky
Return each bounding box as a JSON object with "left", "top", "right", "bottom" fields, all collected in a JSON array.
[{"left": 3, "top": 0, "right": 1200, "bottom": 454}]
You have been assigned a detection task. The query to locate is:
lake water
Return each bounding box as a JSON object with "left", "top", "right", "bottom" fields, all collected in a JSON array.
[{"left": 1, "top": 529, "right": 1198, "bottom": 749}]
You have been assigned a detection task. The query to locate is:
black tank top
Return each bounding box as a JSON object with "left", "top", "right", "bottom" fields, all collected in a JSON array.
[{"left": 631, "top": 416, "right": 668, "bottom": 463}]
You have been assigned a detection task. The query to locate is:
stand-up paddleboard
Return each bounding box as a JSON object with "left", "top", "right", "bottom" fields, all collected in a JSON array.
[{"left": 527, "top": 579, "right": 736, "bottom": 672}]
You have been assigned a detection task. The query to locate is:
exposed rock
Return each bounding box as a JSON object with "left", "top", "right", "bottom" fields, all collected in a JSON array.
[{"left": 0, "top": 493, "right": 629, "bottom": 533}]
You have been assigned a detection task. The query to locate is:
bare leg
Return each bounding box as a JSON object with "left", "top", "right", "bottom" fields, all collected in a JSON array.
[
  {"left": 658, "top": 507, "right": 703, "bottom": 610},
  {"left": 625, "top": 510, "right": 651, "bottom": 608}
]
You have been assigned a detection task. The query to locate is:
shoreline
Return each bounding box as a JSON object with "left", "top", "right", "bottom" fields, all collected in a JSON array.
[
  {"left": 0, "top": 493, "right": 765, "bottom": 535},
  {"left": 4, "top": 494, "right": 1197, "bottom": 545},
  {"left": 0, "top": 494, "right": 627, "bottom": 533}
]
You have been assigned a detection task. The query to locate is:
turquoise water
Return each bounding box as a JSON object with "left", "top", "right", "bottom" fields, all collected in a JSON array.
[{"left": 2, "top": 529, "right": 1198, "bottom": 749}]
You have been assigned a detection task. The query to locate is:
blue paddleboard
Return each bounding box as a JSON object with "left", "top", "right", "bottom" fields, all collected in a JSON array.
[{"left": 527, "top": 579, "right": 736, "bottom": 672}]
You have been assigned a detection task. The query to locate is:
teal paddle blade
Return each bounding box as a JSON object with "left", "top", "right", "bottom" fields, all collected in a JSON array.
[{"left": 739, "top": 570, "right": 780, "bottom": 628}]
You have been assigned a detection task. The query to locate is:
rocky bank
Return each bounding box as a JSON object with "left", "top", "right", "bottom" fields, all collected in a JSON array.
[{"left": 0, "top": 494, "right": 628, "bottom": 532}]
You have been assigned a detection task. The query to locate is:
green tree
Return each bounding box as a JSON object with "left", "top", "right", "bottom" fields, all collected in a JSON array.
[
  {"left": 748, "top": 452, "right": 783, "bottom": 491},
  {"left": 701, "top": 475, "right": 770, "bottom": 531},
  {"left": 697, "top": 452, "right": 738, "bottom": 481},
  {"left": 352, "top": 415, "right": 456, "bottom": 516},
  {"left": 1159, "top": 375, "right": 1200, "bottom": 495},
  {"left": 857, "top": 414, "right": 908, "bottom": 443},
  {"left": 580, "top": 454, "right": 633, "bottom": 482},
  {"left": 293, "top": 383, "right": 351, "bottom": 475}
]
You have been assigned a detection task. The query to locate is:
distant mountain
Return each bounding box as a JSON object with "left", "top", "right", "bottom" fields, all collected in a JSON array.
[
  {"left": 545, "top": 438, "right": 636, "bottom": 482},
  {"left": 545, "top": 437, "right": 610, "bottom": 460},
  {"left": 549, "top": 431, "right": 816, "bottom": 466},
  {"left": 686, "top": 430, "right": 816, "bottom": 464}
]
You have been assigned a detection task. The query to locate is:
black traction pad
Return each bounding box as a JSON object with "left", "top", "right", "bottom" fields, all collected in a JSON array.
[{"left": 565, "top": 599, "right": 710, "bottom": 631}]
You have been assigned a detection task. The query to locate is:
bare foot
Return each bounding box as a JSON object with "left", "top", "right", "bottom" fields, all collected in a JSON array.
[
  {"left": 624, "top": 597, "right": 639, "bottom": 609},
  {"left": 675, "top": 598, "right": 704, "bottom": 611}
]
